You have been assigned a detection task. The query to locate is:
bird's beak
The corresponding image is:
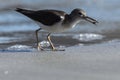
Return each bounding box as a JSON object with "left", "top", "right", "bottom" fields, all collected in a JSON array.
[{"left": 84, "top": 16, "right": 98, "bottom": 25}]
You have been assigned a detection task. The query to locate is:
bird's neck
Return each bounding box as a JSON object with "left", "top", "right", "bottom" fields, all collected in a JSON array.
[{"left": 63, "top": 14, "right": 80, "bottom": 28}]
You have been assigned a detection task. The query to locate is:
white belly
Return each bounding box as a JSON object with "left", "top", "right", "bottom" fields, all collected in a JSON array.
[{"left": 36, "top": 22, "right": 76, "bottom": 33}]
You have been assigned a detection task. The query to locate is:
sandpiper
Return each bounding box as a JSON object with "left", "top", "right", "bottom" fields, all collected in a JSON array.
[{"left": 15, "top": 8, "right": 98, "bottom": 51}]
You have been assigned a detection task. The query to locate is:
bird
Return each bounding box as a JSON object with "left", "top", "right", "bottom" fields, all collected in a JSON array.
[{"left": 15, "top": 8, "right": 98, "bottom": 51}]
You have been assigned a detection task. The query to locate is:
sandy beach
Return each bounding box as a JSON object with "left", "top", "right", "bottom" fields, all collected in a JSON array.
[{"left": 0, "top": 40, "right": 120, "bottom": 80}]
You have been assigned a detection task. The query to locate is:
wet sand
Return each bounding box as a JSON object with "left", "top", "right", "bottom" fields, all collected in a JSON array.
[{"left": 0, "top": 40, "right": 120, "bottom": 80}]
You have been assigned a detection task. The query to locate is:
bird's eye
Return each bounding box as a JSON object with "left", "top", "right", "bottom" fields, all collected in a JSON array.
[
  {"left": 78, "top": 12, "right": 84, "bottom": 17},
  {"left": 78, "top": 12, "right": 82, "bottom": 15}
]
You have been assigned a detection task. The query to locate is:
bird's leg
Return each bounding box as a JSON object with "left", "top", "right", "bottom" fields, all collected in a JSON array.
[
  {"left": 47, "top": 33, "right": 65, "bottom": 51},
  {"left": 47, "top": 33, "right": 56, "bottom": 51},
  {"left": 35, "top": 28, "right": 44, "bottom": 50}
]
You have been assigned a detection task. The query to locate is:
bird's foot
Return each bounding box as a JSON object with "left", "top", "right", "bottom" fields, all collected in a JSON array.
[
  {"left": 52, "top": 48, "right": 65, "bottom": 51},
  {"left": 37, "top": 45, "right": 65, "bottom": 51},
  {"left": 37, "top": 46, "right": 44, "bottom": 51},
  {"left": 38, "top": 47, "right": 65, "bottom": 51}
]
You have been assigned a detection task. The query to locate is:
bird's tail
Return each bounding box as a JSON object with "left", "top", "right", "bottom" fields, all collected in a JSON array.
[
  {"left": 15, "top": 8, "right": 33, "bottom": 14},
  {"left": 15, "top": 8, "right": 29, "bottom": 12},
  {"left": 15, "top": 8, "right": 24, "bottom": 12}
]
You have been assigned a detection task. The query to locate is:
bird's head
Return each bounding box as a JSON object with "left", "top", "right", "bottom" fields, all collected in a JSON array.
[{"left": 71, "top": 8, "right": 98, "bottom": 25}]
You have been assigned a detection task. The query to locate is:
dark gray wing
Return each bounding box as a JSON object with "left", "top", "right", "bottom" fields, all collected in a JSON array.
[{"left": 16, "top": 8, "right": 66, "bottom": 26}]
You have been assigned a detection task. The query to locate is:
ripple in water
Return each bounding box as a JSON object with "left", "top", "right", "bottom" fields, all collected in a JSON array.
[
  {"left": 73, "top": 33, "right": 105, "bottom": 42},
  {"left": 0, "top": 37, "right": 18, "bottom": 43},
  {"left": 6, "top": 44, "right": 35, "bottom": 52}
]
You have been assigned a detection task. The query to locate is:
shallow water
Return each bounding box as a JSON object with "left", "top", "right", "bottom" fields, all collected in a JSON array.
[{"left": 0, "top": 0, "right": 120, "bottom": 51}]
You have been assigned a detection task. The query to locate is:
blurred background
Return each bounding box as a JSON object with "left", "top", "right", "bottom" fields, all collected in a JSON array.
[{"left": 0, "top": 0, "right": 120, "bottom": 50}]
